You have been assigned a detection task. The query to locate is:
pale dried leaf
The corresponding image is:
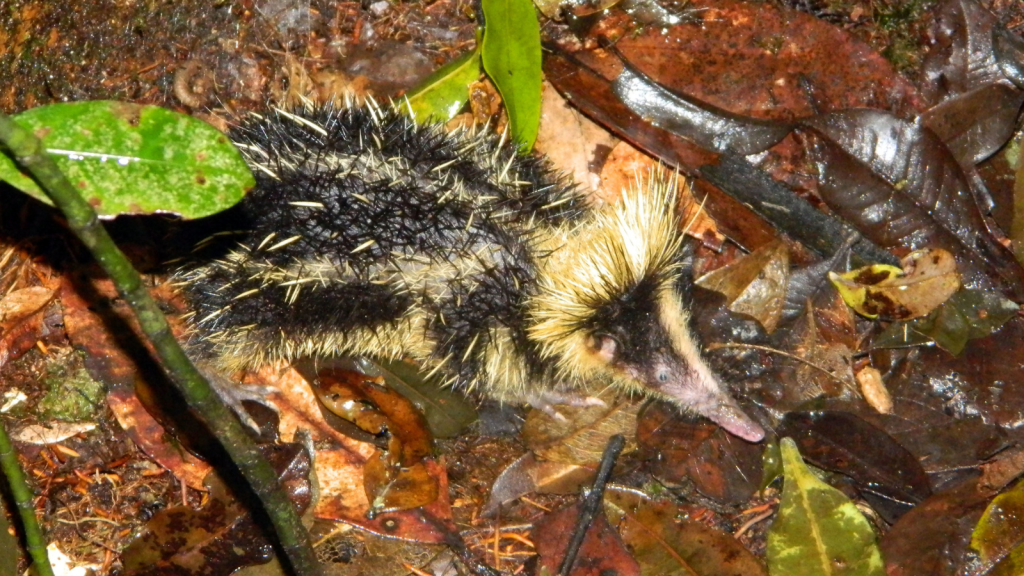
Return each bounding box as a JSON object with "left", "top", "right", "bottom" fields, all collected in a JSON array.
[
  {"left": 535, "top": 82, "right": 619, "bottom": 194},
  {"left": 12, "top": 422, "right": 97, "bottom": 445},
  {"left": 0, "top": 286, "right": 54, "bottom": 329}
]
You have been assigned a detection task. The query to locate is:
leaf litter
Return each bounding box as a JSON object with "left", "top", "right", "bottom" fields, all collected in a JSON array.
[{"left": 3, "top": 0, "right": 1024, "bottom": 573}]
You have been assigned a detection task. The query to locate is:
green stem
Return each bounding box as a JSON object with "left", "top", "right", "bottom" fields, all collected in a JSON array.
[
  {"left": 0, "top": 113, "right": 321, "bottom": 576},
  {"left": 0, "top": 417, "right": 54, "bottom": 576}
]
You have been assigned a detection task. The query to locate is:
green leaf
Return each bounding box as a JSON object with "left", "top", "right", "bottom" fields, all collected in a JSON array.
[
  {"left": 971, "top": 477, "right": 1024, "bottom": 573},
  {"left": 768, "top": 438, "right": 884, "bottom": 576},
  {"left": 873, "top": 288, "right": 1020, "bottom": 354},
  {"left": 760, "top": 438, "right": 783, "bottom": 493},
  {"left": 0, "top": 101, "right": 253, "bottom": 219},
  {"left": 480, "top": 0, "right": 542, "bottom": 150},
  {"left": 405, "top": 49, "right": 482, "bottom": 123}
]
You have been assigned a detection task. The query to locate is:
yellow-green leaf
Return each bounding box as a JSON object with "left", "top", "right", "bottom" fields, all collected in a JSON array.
[
  {"left": 767, "top": 438, "right": 884, "bottom": 576},
  {"left": 405, "top": 49, "right": 482, "bottom": 123},
  {"left": 829, "top": 248, "right": 960, "bottom": 319},
  {"left": 481, "top": 0, "right": 542, "bottom": 150},
  {"left": 971, "top": 476, "right": 1024, "bottom": 573}
]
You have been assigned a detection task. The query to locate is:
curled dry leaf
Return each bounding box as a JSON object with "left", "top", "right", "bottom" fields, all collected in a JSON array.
[
  {"left": 252, "top": 365, "right": 455, "bottom": 541},
  {"left": 523, "top": 393, "right": 639, "bottom": 465},
  {"left": 481, "top": 452, "right": 597, "bottom": 517},
  {"left": 830, "top": 248, "right": 960, "bottom": 320},
  {"left": 696, "top": 239, "right": 790, "bottom": 332},
  {"left": 310, "top": 368, "right": 445, "bottom": 519}
]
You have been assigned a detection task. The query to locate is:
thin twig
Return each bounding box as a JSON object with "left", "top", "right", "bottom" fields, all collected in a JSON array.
[
  {"left": 558, "top": 434, "right": 625, "bottom": 576},
  {"left": 0, "top": 418, "right": 54, "bottom": 576},
  {"left": 0, "top": 112, "right": 321, "bottom": 576},
  {"left": 707, "top": 342, "right": 850, "bottom": 386}
]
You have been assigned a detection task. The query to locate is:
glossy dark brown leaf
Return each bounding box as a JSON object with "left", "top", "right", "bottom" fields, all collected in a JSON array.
[
  {"left": 637, "top": 402, "right": 763, "bottom": 504},
  {"left": 919, "top": 83, "right": 1024, "bottom": 167},
  {"left": 993, "top": 27, "right": 1024, "bottom": 89},
  {"left": 920, "top": 0, "right": 1008, "bottom": 102},
  {"left": 909, "top": 316, "right": 1024, "bottom": 431},
  {"left": 860, "top": 406, "right": 1008, "bottom": 487},
  {"left": 612, "top": 63, "right": 792, "bottom": 155},
  {"left": 777, "top": 411, "right": 931, "bottom": 523},
  {"left": 882, "top": 478, "right": 995, "bottom": 576},
  {"left": 799, "top": 110, "right": 1024, "bottom": 300}
]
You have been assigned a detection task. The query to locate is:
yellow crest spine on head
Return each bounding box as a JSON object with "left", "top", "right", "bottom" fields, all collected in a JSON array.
[{"left": 526, "top": 176, "right": 685, "bottom": 384}]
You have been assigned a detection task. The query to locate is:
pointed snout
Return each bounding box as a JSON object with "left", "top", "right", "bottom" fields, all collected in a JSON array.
[{"left": 699, "top": 400, "right": 765, "bottom": 443}]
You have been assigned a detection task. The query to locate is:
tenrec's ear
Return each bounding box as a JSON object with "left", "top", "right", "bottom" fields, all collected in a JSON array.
[{"left": 587, "top": 333, "right": 618, "bottom": 364}]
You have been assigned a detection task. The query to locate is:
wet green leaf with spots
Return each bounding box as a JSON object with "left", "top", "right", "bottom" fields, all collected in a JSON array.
[{"left": 0, "top": 101, "right": 253, "bottom": 219}]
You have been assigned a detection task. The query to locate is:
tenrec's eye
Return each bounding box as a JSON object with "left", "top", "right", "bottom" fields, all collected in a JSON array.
[{"left": 588, "top": 333, "right": 618, "bottom": 363}]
